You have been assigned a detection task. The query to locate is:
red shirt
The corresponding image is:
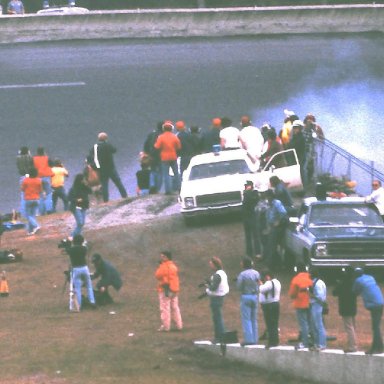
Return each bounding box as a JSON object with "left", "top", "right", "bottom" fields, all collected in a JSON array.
[
  {"left": 33, "top": 156, "right": 53, "bottom": 178},
  {"left": 21, "top": 177, "right": 43, "bottom": 200}
]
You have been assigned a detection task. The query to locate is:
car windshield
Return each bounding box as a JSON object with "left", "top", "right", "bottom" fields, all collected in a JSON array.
[
  {"left": 189, "top": 159, "right": 251, "bottom": 180},
  {"left": 308, "top": 204, "right": 384, "bottom": 227}
]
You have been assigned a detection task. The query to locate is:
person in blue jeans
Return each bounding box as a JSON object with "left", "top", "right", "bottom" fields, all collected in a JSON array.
[
  {"left": 309, "top": 268, "right": 327, "bottom": 351},
  {"left": 353, "top": 267, "right": 384, "bottom": 354},
  {"left": 68, "top": 174, "right": 92, "bottom": 238},
  {"left": 67, "top": 235, "right": 95, "bottom": 311},
  {"left": 236, "top": 257, "right": 260, "bottom": 346},
  {"left": 205, "top": 257, "right": 229, "bottom": 344}
]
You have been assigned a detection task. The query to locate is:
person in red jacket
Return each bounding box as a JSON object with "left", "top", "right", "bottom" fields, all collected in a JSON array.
[
  {"left": 33, "top": 147, "right": 54, "bottom": 215},
  {"left": 154, "top": 121, "right": 181, "bottom": 195},
  {"left": 21, "top": 168, "right": 43, "bottom": 235},
  {"left": 288, "top": 263, "right": 313, "bottom": 349},
  {"left": 155, "top": 251, "right": 183, "bottom": 332}
]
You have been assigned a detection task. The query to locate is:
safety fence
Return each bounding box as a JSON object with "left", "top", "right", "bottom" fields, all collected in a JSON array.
[{"left": 313, "top": 138, "right": 384, "bottom": 197}]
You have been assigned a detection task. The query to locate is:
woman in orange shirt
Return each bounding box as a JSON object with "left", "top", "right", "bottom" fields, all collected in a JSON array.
[{"left": 21, "top": 168, "right": 43, "bottom": 235}]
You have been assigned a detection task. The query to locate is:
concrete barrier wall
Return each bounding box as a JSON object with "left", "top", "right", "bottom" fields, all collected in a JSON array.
[
  {"left": 195, "top": 342, "right": 384, "bottom": 384},
  {"left": 0, "top": 5, "right": 384, "bottom": 44}
]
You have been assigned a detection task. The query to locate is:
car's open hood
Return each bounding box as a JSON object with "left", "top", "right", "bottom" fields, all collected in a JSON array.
[{"left": 309, "top": 226, "right": 384, "bottom": 240}]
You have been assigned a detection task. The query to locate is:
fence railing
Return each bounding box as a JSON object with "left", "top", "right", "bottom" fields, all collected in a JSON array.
[{"left": 313, "top": 138, "right": 384, "bottom": 197}]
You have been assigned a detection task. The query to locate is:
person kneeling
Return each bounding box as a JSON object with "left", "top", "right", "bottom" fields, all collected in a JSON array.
[{"left": 91, "top": 253, "right": 122, "bottom": 305}]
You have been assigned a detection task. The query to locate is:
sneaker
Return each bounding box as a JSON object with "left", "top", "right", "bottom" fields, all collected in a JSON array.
[
  {"left": 157, "top": 325, "right": 169, "bottom": 332},
  {"left": 295, "top": 343, "right": 307, "bottom": 350},
  {"left": 32, "top": 226, "right": 41, "bottom": 235}
]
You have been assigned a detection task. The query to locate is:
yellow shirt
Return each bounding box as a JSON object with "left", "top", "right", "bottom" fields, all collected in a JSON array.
[{"left": 51, "top": 166, "right": 68, "bottom": 188}]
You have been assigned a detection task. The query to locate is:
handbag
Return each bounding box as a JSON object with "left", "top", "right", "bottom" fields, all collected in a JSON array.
[{"left": 85, "top": 165, "right": 100, "bottom": 187}]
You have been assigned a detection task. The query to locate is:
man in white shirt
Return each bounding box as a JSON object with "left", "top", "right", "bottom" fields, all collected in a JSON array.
[
  {"left": 366, "top": 180, "right": 384, "bottom": 221},
  {"left": 220, "top": 117, "right": 241, "bottom": 150},
  {"left": 239, "top": 115, "right": 264, "bottom": 166}
]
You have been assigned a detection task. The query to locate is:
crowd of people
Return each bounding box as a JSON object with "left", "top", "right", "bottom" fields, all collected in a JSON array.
[
  {"left": 195, "top": 256, "right": 383, "bottom": 354},
  {"left": 17, "top": 131, "right": 128, "bottom": 238},
  {"left": 138, "top": 111, "right": 324, "bottom": 196},
  {"left": 14, "top": 111, "right": 384, "bottom": 356}
]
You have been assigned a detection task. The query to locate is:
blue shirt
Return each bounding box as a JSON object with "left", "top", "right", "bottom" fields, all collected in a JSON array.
[
  {"left": 266, "top": 199, "right": 287, "bottom": 226},
  {"left": 353, "top": 274, "right": 384, "bottom": 309}
]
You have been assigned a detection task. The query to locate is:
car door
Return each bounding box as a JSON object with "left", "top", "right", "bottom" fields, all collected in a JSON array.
[{"left": 255, "top": 149, "right": 303, "bottom": 191}]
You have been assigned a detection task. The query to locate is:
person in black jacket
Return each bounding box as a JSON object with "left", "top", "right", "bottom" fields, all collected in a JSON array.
[
  {"left": 68, "top": 174, "right": 92, "bottom": 238},
  {"left": 67, "top": 234, "right": 96, "bottom": 311},
  {"left": 91, "top": 253, "right": 122, "bottom": 305},
  {"left": 332, "top": 266, "right": 358, "bottom": 353},
  {"left": 89, "top": 132, "right": 127, "bottom": 202}
]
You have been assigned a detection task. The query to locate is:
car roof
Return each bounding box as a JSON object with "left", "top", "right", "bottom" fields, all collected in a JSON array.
[{"left": 189, "top": 149, "right": 250, "bottom": 167}]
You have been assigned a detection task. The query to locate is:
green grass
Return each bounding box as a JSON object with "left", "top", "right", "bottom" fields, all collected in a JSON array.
[{"left": 0, "top": 209, "right": 375, "bottom": 384}]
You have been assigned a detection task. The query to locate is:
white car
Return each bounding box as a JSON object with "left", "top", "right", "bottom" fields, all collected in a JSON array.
[{"left": 178, "top": 148, "right": 302, "bottom": 224}]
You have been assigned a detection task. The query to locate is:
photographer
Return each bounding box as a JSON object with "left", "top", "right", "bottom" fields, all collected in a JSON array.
[
  {"left": 154, "top": 251, "right": 183, "bottom": 332},
  {"left": 205, "top": 256, "right": 229, "bottom": 344},
  {"left": 66, "top": 234, "right": 96, "bottom": 311},
  {"left": 91, "top": 253, "right": 122, "bottom": 305}
]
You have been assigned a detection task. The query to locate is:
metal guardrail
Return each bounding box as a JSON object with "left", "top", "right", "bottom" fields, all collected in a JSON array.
[{"left": 313, "top": 137, "right": 384, "bottom": 197}]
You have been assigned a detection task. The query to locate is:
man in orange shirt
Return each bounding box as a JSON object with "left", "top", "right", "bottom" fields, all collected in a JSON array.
[
  {"left": 154, "top": 121, "right": 181, "bottom": 195},
  {"left": 288, "top": 263, "right": 313, "bottom": 349},
  {"left": 21, "top": 168, "right": 43, "bottom": 236},
  {"left": 33, "top": 147, "right": 54, "bottom": 215},
  {"left": 155, "top": 251, "right": 183, "bottom": 332}
]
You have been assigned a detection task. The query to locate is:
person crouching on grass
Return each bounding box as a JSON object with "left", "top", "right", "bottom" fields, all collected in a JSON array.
[{"left": 155, "top": 251, "right": 183, "bottom": 332}]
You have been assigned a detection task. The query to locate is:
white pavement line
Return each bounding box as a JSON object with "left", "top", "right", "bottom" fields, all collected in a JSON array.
[{"left": 0, "top": 82, "right": 86, "bottom": 90}]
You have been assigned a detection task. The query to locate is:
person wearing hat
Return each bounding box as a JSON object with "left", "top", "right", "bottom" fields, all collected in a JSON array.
[
  {"left": 352, "top": 267, "right": 384, "bottom": 354},
  {"left": 242, "top": 180, "right": 261, "bottom": 259},
  {"left": 88, "top": 132, "right": 127, "bottom": 203},
  {"left": 91, "top": 253, "right": 122, "bottom": 305},
  {"left": 154, "top": 121, "right": 181, "bottom": 194},
  {"left": 201, "top": 118, "right": 222, "bottom": 153}
]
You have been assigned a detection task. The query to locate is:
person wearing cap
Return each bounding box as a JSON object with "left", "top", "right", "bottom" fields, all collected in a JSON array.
[
  {"left": 352, "top": 268, "right": 384, "bottom": 354},
  {"left": 239, "top": 115, "right": 264, "bottom": 166},
  {"left": 154, "top": 121, "right": 181, "bottom": 194},
  {"left": 88, "top": 132, "right": 127, "bottom": 203},
  {"left": 242, "top": 180, "right": 261, "bottom": 259},
  {"left": 175, "top": 120, "right": 196, "bottom": 177},
  {"left": 91, "top": 253, "right": 122, "bottom": 305},
  {"left": 201, "top": 118, "right": 222, "bottom": 153},
  {"left": 219, "top": 117, "right": 241, "bottom": 150},
  {"left": 365, "top": 180, "right": 384, "bottom": 221}
]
